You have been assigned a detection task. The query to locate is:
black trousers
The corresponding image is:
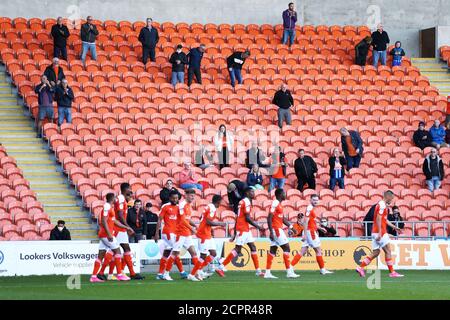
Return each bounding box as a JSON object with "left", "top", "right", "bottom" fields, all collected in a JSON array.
[
  {"left": 143, "top": 46, "right": 156, "bottom": 64},
  {"left": 297, "top": 176, "right": 316, "bottom": 191},
  {"left": 355, "top": 55, "right": 367, "bottom": 66},
  {"left": 218, "top": 147, "right": 230, "bottom": 170},
  {"left": 188, "top": 66, "right": 202, "bottom": 86}
]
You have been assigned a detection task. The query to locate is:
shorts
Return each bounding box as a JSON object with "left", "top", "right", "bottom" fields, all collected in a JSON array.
[
  {"left": 38, "top": 106, "right": 54, "bottom": 120},
  {"left": 115, "top": 231, "right": 129, "bottom": 244},
  {"left": 198, "top": 238, "right": 216, "bottom": 254},
  {"left": 162, "top": 232, "right": 177, "bottom": 250},
  {"left": 235, "top": 231, "right": 255, "bottom": 246},
  {"left": 371, "top": 233, "right": 390, "bottom": 250},
  {"left": 302, "top": 230, "right": 321, "bottom": 248},
  {"left": 172, "top": 235, "right": 194, "bottom": 252},
  {"left": 99, "top": 237, "right": 120, "bottom": 251},
  {"left": 270, "top": 228, "right": 289, "bottom": 247}
]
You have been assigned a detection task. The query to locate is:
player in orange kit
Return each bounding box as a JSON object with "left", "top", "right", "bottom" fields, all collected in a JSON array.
[
  {"left": 196, "top": 194, "right": 227, "bottom": 278},
  {"left": 90, "top": 193, "right": 130, "bottom": 282},
  {"left": 218, "top": 187, "right": 265, "bottom": 276},
  {"left": 356, "top": 190, "right": 404, "bottom": 278},
  {"left": 290, "top": 194, "right": 333, "bottom": 275},
  {"left": 264, "top": 188, "right": 299, "bottom": 279}
]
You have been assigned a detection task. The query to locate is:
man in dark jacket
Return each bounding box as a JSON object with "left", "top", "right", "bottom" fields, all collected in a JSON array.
[
  {"left": 54, "top": 79, "right": 74, "bottom": 126},
  {"left": 413, "top": 121, "right": 433, "bottom": 150},
  {"left": 355, "top": 36, "right": 372, "bottom": 66},
  {"left": 227, "top": 50, "right": 250, "bottom": 87},
  {"left": 329, "top": 148, "right": 347, "bottom": 190},
  {"left": 272, "top": 83, "right": 294, "bottom": 128},
  {"left": 245, "top": 141, "right": 269, "bottom": 169},
  {"left": 318, "top": 217, "right": 337, "bottom": 237},
  {"left": 51, "top": 17, "right": 70, "bottom": 60},
  {"left": 35, "top": 75, "right": 55, "bottom": 138},
  {"left": 49, "top": 220, "right": 71, "bottom": 240},
  {"left": 80, "top": 16, "right": 99, "bottom": 65},
  {"left": 294, "top": 149, "right": 318, "bottom": 191},
  {"left": 282, "top": 2, "right": 297, "bottom": 46},
  {"left": 126, "top": 199, "right": 147, "bottom": 243},
  {"left": 227, "top": 179, "right": 247, "bottom": 215},
  {"left": 43, "top": 57, "right": 65, "bottom": 86},
  {"left": 371, "top": 23, "right": 390, "bottom": 66},
  {"left": 138, "top": 18, "right": 159, "bottom": 64},
  {"left": 423, "top": 148, "right": 445, "bottom": 192},
  {"left": 340, "top": 127, "right": 364, "bottom": 170},
  {"left": 169, "top": 44, "right": 188, "bottom": 86},
  {"left": 187, "top": 44, "right": 206, "bottom": 86},
  {"left": 144, "top": 202, "right": 158, "bottom": 239},
  {"left": 387, "top": 206, "right": 404, "bottom": 236},
  {"left": 159, "top": 179, "right": 182, "bottom": 205},
  {"left": 363, "top": 205, "right": 375, "bottom": 236}
]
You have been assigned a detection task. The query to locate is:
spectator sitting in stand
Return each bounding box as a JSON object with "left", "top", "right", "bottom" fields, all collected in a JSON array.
[
  {"left": 159, "top": 179, "right": 181, "bottom": 205},
  {"left": 178, "top": 161, "right": 203, "bottom": 191},
  {"left": 413, "top": 121, "right": 434, "bottom": 150},
  {"left": 288, "top": 213, "right": 304, "bottom": 237},
  {"left": 49, "top": 220, "right": 71, "bottom": 240},
  {"left": 387, "top": 206, "right": 404, "bottom": 236},
  {"left": 317, "top": 217, "right": 338, "bottom": 237},
  {"left": 247, "top": 164, "right": 264, "bottom": 190},
  {"left": 429, "top": 119, "right": 448, "bottom": 149}
]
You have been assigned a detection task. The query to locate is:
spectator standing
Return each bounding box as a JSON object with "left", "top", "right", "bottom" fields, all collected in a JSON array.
[
  {"left": 43, "top": 57, "right": 65, "bottom": 86},
  {"left": 55, "top": 79, "right": 74, "bottom": 126},
  {"left": 282, "top": 2, "right": 297, "bottom": 46},
  {"left": 187, "top": 44, "right": 206, "bottom": 86},
  {"left": 355, "top": 36, "right": 372, "bottom": 66},
  {"left": 413, "top": 121, "right": 433, "bottom": 150},
  {"left": 268, "top": 147, "right": 287, "bottom": 192},
  {"left": 390, "top": 41, "right": 405, "bottom": 67},
  {"left": 317, "top": 218, "right": 337, "bottom": 237},
  {"left": 159, "top": 179, "right": 181, "bottom": 205},
  {"left": 169, "top": 44, "right": 187, "bottom": 86},
  {"left": 329, "top": 148, "right": 347, "bottom": 190},
  {"left": 445, "top": 122, "right": 450, "bottom": 145},
  {"left": 272, "top": 83, "right": 294, "bottom": 128},
  {"left": 422, "top": 148, "right": 445, "bottom": 192},
  {"left": 371, "top": 23, "right": 390, "bottom": 67},
  {"left": 214, "top": 125, "right": 233, "bottom": 170},
  {"left": 51, "top": 17, "right": 70, "bottom": 60},
  {"left": 387, "top": 206, "right": 404, "bottom": 236},
  {"left": 429, "top": 119, "right": 448, "bottom": 149},
  {"left": 126, "top": 199, "right": 147, "bottom": 243},
  {"left": 138, "top": 18, "right": 159, "bottom": 64},
  {"left": 178, "top": 161, "right": 203, "bottom": 191},
  {"left": 247, "top": 164, "right": 264, "bottom": 190},
  {"left": 294, "top": 149, "right": 318, "bottom": 191},
  {"left": 144, "top": 202, "right": 158, "bottom": 239},
  {"left": 227, "top": 180, "right": 247, "bottom": 215},
  {"left": 49, "top": 220, "right": 71, "bottom": 240},
  {"left": 340, "top": 127, "right": 364, "bottom": 170},
  {"left": 363, "top": 204, "right": 375, "bottom": 236},
  {"left": 194, "top": 143, "right": 214, "bottom": 169},
  {"left": 226, "top": 50, "right": 250, "bottom": 87},
  {"left": 246, "top": 141, "right": 269, "bottom": 169},
  {"left": 35, "top": 75, "right": 55, "bottom": 138},
  {"left": 80, "top": 16, "right": 99, "bottom": 65}
]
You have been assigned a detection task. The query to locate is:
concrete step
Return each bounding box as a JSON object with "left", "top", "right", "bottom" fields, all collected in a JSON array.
[{"left": 51, "top": 217, "right": 91, "bottom": 223}]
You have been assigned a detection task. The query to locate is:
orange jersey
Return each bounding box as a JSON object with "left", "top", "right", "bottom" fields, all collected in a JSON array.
[
  {"left": 270, "top": 199, "right": 284, "bottom": 230},
  {"left": 291, "top": 223, "right": 304, "bottom": 237},
  {"left": 196, "top": 204, "right": 217, "bottom": 240},
  {"left": 305, "top": 204, "right": 317, "bottom": 232},
  {"left": 236, "top": 198, "right": 251, "bottom": 233},
  {"left": 159, "top": 203, "right": 179, "bottom": 235},
  {"left": 98, "top": 203, "right": 116, "bottom": 238},
  {"left": 114, "top": 194, "right": 128, "bottom": 233},
  {"left": 372, "top": 200, "right": 388, "bottom": 235},
  {"left": 177, "top": 200, "right": 193, "bottom": 237}
]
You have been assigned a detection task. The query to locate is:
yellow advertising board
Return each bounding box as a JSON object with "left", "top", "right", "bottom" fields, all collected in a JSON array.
[{"left": 223, "top": 239, "right": 376, "bottom": 271}]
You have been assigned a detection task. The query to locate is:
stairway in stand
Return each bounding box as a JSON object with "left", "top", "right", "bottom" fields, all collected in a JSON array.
[
  {"left": 412, "top": 58, "right": 450, "bottom": 97},
  {"left": 0, "top": 65, "right": 97, "bottom": 240}
]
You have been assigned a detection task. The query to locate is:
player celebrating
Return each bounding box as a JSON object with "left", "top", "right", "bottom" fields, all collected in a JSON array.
[
  {"left": 90, "top": 193, "right": 130, "bottom": 282},
  {"left": 356, "top": 190, "right": 404, "bottom": 278},
  {"left": 219, "top": 187, "right": 265, "bottom": 276},
  {"left": 264, "top": 188, "right": 299, "bottom": 279},
  {"left": 112, "top": 183, "right": 144, "bottom": 280},
  {"left": 196, "top": 194, "right": 227, "bottom": 277},
  {"left": 163, "top": 189, "right": 204, "bottom": 282},
  {"left": 154, "top": 190, "right": 186, "bottom": 280},
  {"left": 290, "top": 194, "right": 333, "bottom": 275}
]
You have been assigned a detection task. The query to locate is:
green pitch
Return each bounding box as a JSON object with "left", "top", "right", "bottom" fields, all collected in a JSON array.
[{"left": 0, "top": 270, "right": 449, "bottom": 300}]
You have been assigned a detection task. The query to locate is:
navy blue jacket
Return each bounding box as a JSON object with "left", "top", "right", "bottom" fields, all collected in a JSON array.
[
  {"left": 188, "top": 47, "right": 203, "bottom": 68},
  {"left": 35, "top": 83, "right": 54, "bottom": 106},
  {"left": 55, "top": 86, "right": 74, "bottom": 108},
  {"left": 341, "top": 130, "right": 364, "bottom": 157},
  {"left": 247, "top": 171, "right": 263, "bottom": 187},
  {"left": 138, "top": 27, "right": 159, "bottom": 48}
]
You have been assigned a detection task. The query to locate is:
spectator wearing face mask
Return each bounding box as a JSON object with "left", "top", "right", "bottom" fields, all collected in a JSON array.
[
  {"left": 317, "top": 217, "right": 337, "bottom": 237},
  {"left": 169, "top": 44, "right": 187, "bottom": 86},
  {"left": 49, "top": 220, "right": 71, "bottom": 240},
  {"left": 126, "top": 199, "right": 148, "bottom": 243},
  {"left": 387, "top": 206, "right": 404, "bottom": 236}
]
